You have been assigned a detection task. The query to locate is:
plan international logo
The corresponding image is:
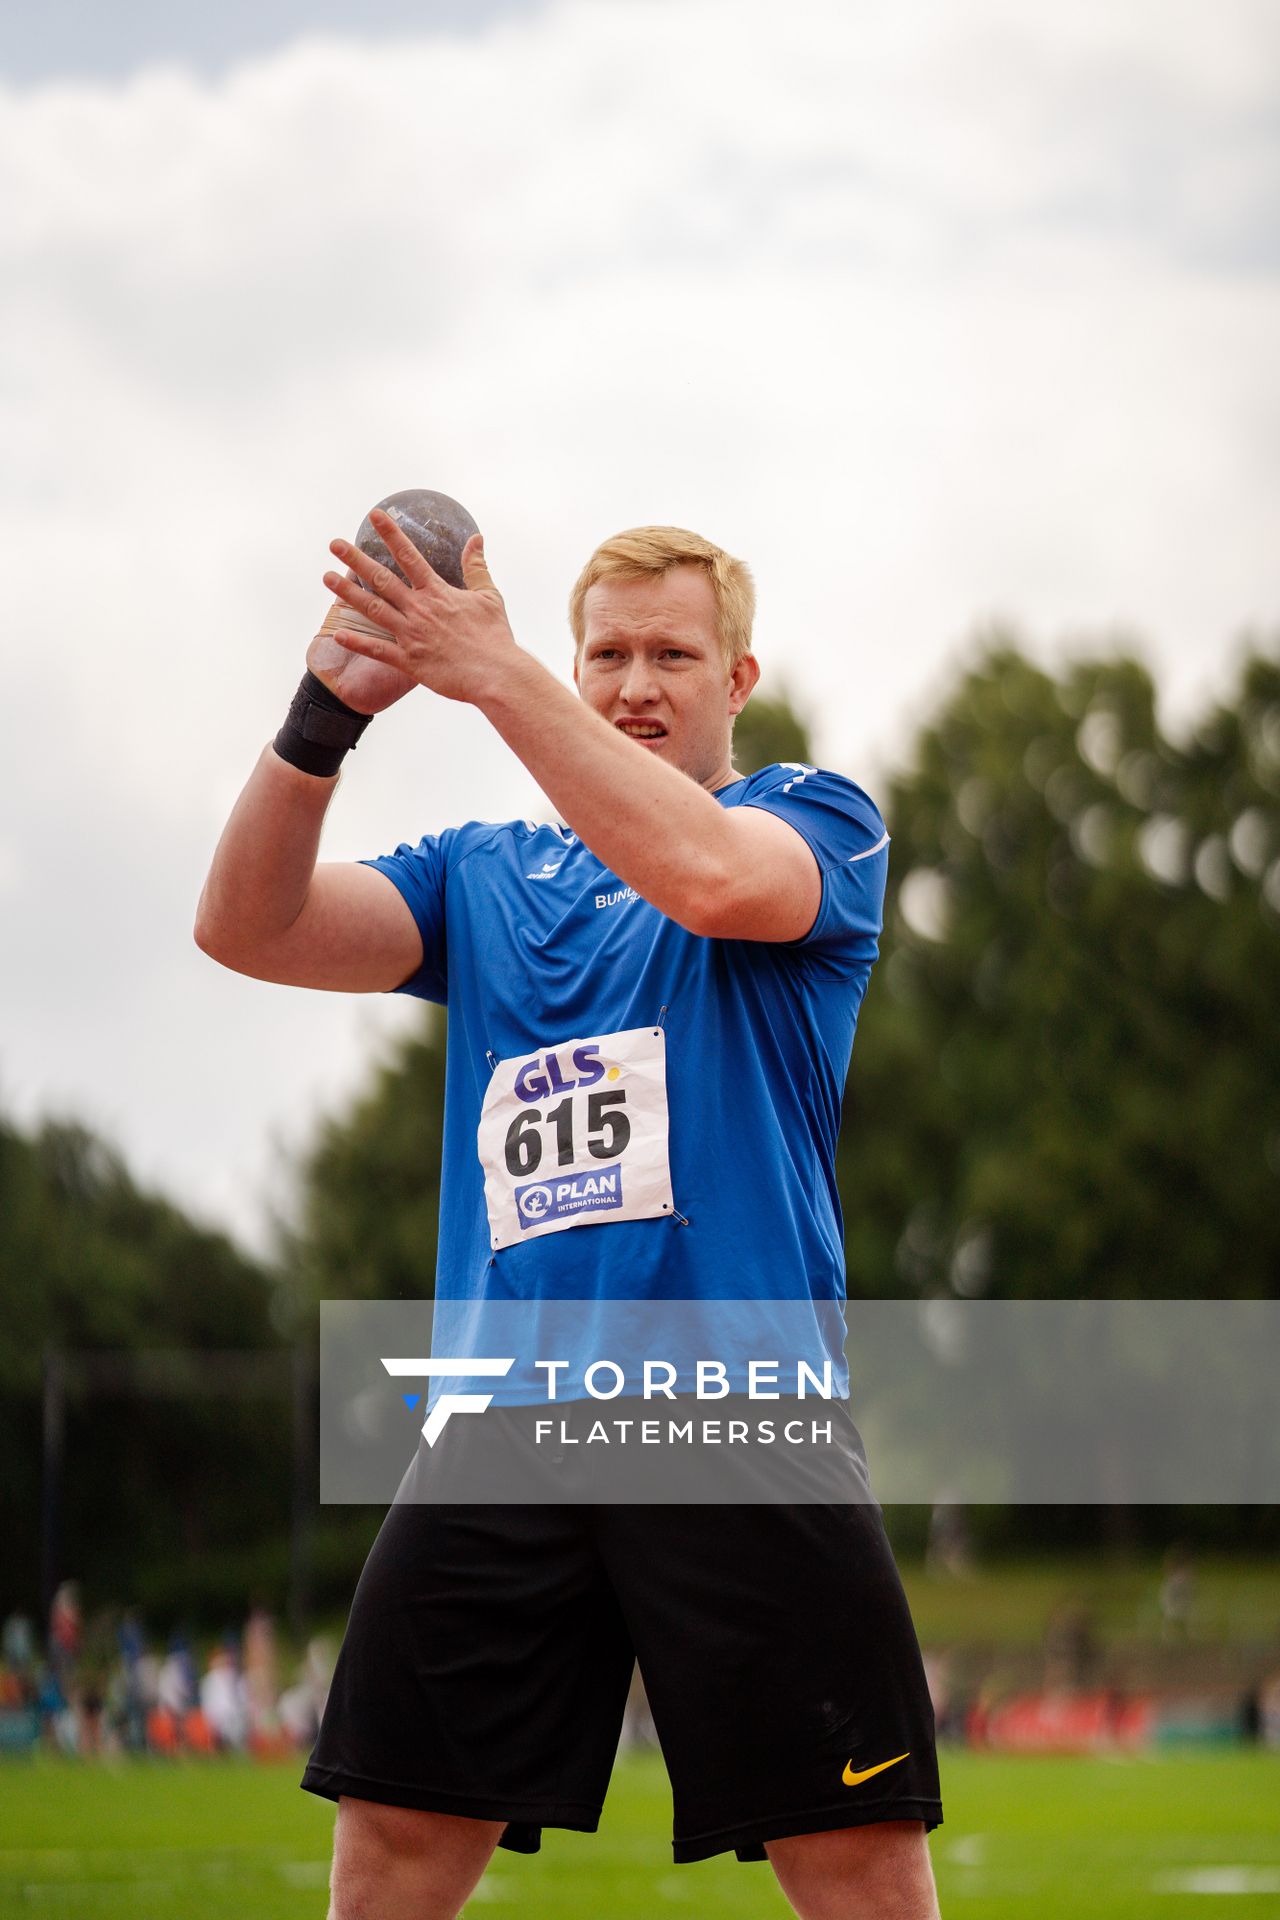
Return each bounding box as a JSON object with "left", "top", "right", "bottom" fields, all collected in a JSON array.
[
  {"left": 381, "top": 1355, "right": 837, "bottom": 1446},
  {"left": 515, "top": 1164, "right": 623, "bottom": 1227}
]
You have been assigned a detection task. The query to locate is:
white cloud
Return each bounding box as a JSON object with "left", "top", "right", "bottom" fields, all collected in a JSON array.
[{"left": 1, "top": 0, "right": 1276, "bottom": 1245}]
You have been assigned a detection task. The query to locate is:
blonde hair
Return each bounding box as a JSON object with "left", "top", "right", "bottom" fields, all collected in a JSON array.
[{"left": 569, "top": 526, "right": 756, "bottom": 674}]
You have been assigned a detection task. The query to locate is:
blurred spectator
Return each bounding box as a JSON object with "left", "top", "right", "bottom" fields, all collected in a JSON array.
[
  {"left": 37, "top": 1661, "right": 76, "bottom": 1752},
  {"left": 1043, "top": 1601, "right": 1099, "bottom": 1692},
  {"left": 200, "top": 1644, "right": 248, "bottom": 1750},
  {"left": 922, "top": 1648, "right": 960, "bottom": 1741},
  {"left": 1258, "top": 1666, "right": 1280, "bottom": 1750},
  {"left": 48, "top": 1581, "right": 81, "bottom": 1693},
  {"left": 1, "top": 1612, "right": 38, "bottom": 1746},
  {"left": 1239, "top": 1681, "right": 1263, "bottom": 1744},
  {"left": 75, "top": 1609, "right": 119, "bottom": 1756},
  {"left": 619, "top": 1664, "right": 657, "bottom": 1752},
  {"left": 118, "top": 1611, "right": 145, "bottom": 1676},
  {"left": 1159, "top": 1544, "right": 1197, "bottom": 1641},
  {"left": 278, "top": 1636, "right": 334, "bottom": 1749},
  {"left": 926, "top": 1500, "right": 972, "bottom": 1579},
  {"left": 1, "top": 1600, "right": 334, "bottom": 1758},
  {"left": 2, "top": 1613, "right": 36, "bottom": 1690},
  {"left": 150, "top": 1632, "right": 206, "bottom": 1752},
  {"left": 243, "top": 1606, "right": 281, "bottom": 1747},
  {"left": 113, "top": 1612, "right": 158, "bottom": 1752},
  {"left": 0, "top": 1614, "right": 40, "bottom": 1755},
  {"left": 157, "top": 1634, "right": 196, "bottom": 1717}
]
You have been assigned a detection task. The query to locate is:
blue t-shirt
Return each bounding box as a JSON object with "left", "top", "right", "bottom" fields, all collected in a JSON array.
[{"left": 363, "top": 762, "right": 888, "bottom": 1399}]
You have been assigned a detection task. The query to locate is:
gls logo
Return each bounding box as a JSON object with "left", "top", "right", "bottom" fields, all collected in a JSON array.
[
  {"left": 514, "top": 1044, "right": 614, "bottom": 1103},
  {"left": 503, "top": 1046, "right": 630, "bottom": 1188},
  {"left": 382, "top": 1356, "right": 515, "bottom": 1446}
]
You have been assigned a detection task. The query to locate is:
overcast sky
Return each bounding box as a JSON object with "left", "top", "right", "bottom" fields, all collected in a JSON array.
[{"left": 3, "top": 0, "right": 1277, "bottom": 1254}]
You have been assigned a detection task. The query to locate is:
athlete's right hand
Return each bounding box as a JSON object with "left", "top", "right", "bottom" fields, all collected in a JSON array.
[{"left": 305, "top": 571, "right": 419, "bottom": 714}]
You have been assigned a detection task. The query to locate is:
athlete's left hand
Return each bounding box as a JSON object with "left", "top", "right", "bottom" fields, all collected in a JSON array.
[{"left": 321, "top": 508, "right": 519, "bottom": 705}]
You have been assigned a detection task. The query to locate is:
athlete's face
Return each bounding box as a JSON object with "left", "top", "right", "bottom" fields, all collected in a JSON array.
[{"left": 575, "top": 565, "right": 759, "bottom": 793}]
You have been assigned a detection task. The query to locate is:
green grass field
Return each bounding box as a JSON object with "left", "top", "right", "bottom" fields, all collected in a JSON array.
[{"left": 1, "top": 1750, "right": 1278, "bottom": 1918}]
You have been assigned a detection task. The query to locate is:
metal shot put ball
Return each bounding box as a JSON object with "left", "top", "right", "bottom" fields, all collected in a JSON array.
[{"left": 355, "top": 489, "right": 480, "bottom": 589}]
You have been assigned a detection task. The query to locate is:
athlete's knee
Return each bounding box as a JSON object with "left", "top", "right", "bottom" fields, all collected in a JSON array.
[
  {"left": 766, "top": 1819, "right": 940, "bottom": 1920},
  {"left": 328, "top": 1797, "right": 504, "bottom": 1920}
]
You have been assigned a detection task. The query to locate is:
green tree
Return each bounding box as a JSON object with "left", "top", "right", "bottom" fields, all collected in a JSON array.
[
  {"left": 840, "top": 638, "right": 1280, "bottom": 1308},
  {"left": 282, "top": 1017, "right": 449, "bottom": 1325},
  {"left": 733, "top": 684, "right": 813, "bottom": 774},
  {"left": 0, "top": 1114, "right": 289, "bottom": 1620}
]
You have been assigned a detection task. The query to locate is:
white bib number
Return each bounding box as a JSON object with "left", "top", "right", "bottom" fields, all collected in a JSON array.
[{"left": 477, "top": 1025, "right": 674, "bottom": 1251}]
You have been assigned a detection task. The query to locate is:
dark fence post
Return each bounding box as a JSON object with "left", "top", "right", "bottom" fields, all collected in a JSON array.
[
  {"left": 290, "top": 1346, "right": 315, "bottom": 1640},
  {"left": 41, "top": 1347, "right": 65, "bottom": 1624}
]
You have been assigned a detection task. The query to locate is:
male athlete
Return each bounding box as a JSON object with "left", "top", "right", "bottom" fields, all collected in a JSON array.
[{"left": 195, "top": 512, "right": 942, "bottom": 1919}]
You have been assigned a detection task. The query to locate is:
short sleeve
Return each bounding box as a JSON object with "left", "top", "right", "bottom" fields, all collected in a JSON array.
[
  {"left": 360, "top": 833, "right": 451, "bottom": 1003},
  {"left": 742, "top": 764, "right": 889, "bottom": 973}
]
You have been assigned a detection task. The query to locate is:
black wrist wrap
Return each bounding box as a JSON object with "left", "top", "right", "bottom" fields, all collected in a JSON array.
[{"left": 273, "top": 671, "right": 374, "bottom": 778}]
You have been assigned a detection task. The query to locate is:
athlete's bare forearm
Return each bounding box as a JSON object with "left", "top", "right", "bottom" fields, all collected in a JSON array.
[
  {"left": 195, "top": 743, "right": 424, "bottom": 990},
  {"left": 194, "top": 746, "right": 338, "bottom": 962},
  {"left": 478, "top": 652, "right": 738, "bottom": 927}
]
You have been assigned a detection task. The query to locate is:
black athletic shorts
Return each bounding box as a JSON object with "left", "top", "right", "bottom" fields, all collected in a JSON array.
[{"left": 301, "top": 1451, "right": 942, "bottom": 1863}]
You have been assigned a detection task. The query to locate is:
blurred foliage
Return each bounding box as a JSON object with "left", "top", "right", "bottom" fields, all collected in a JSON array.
[
  {"left": 0, "top": 1117, "right": 290, "bottom": 1618},
  {"left": 278, "top": 1018, "right": 448, "bottom": 1331},
  {"left": 841, "top": 638, "right": 1280, "bottom": 1307},
  {"left": 733, "top": 683, "right": 813, "bottom": 775},
  {"left": 0, "top": 1120, "right": 279, "bottom": 1387}
]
